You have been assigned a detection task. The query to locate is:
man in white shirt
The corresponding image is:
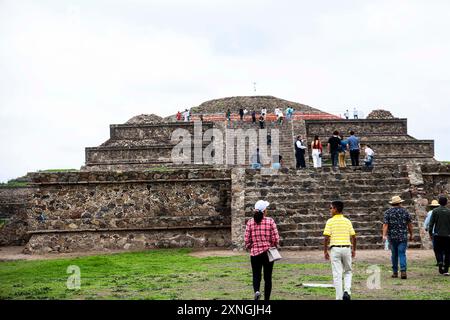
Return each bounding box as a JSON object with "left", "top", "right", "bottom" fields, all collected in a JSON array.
[
  {"left": 261, "top": 108, "right": 267, "bottom": 118},
  {"left": 364, "top": 145, "right": 374, "bottom": 167},
  {"left": 274, "top": 108, "right": 280, "bottom": 117}
]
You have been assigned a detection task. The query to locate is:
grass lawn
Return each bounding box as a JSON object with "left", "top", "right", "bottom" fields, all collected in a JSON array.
[{"left": 0, "top": 249, "right": 448, "bottom": 300}]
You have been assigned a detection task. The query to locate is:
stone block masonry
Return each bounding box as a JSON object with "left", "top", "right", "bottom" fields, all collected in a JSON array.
[
  {"left": 24, "top": 169, "right": 232, "bottom": 253},
  {"left": 0, "top": 187, "right": 35, "bottom": 245}
]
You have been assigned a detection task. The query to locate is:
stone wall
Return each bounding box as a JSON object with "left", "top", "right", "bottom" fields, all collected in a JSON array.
[
  {"left": 25, "top": 169, "right": 232, "bottom": 253},
  {"left": 108, "top": 122, "right": 214, "bottom": 143},
  {"left": 0, "top": 187, "right": 35, "bottom": 246},
  {"left": 421, "top": 163, "right": 450, "bottom": 198},
  {"left": 305, "top": 119, "right": 408, "bottom": 136},
  {"left": 234, "top": 166, "right": 423, "bottom": 250}
]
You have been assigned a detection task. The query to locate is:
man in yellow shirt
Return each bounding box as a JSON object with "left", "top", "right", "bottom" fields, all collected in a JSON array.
[{"left": 323, "top": 200, "right": 357, "bottom": 300}]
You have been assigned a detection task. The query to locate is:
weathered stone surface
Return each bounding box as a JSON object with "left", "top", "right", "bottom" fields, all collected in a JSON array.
[
  {"left": 367, "top": 109, "right": 395, "bottom": 119},
  {"left": 125, "top": 114, "right": 163, "bottom": 124},
  {"left": 24, "top": 229, "right": 231, "bottom": 254},
  {"left": 188, "top": 96, "right": 330, "bottom": 116},
  {"left": 0, "top": 187, "right": 35, "bottom": 246}
]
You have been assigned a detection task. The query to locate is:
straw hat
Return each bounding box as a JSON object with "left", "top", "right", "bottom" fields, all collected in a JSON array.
[
  {"left": 429, "top": 200, "right": 440, "bottom": 207},
  {"left": 389, "top": 196, "right": 405, "bottom": 205}
]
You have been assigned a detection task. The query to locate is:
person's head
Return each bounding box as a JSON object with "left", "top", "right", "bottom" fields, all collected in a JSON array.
[
  {"left": 438, "top": 196, "right": 448, "bottom": 206},
  {"left": 429, "top": 199, "right": 440, "bottom": 208},
  {"left": 350, "top": 130, "right": 355, "bottom": 135},
  {"left": 314, "top": 135, "right": 319, "bottom": 141},
  {"left": 297, "top": 135, "right": 302, "bottom": 140},
  {"left": 330, "top": 200, "right": 344, "bottom": 215},
  {"left": 279, "top": 155, "right": 283, "bottom": 163},
  {"left": 333, "top": 130, "right": 339, "bottom": 136},
  {"left": 256, "top": 147, "right": 260, "bottom": 153},
  {"left": 389, "top": 196, "right": 404, "bottom": 207},
  {"left": 254, "top": 200, "right": 270, "bottom": 224},
  {"left": 340, "top": 135, "right": 344, "bottom": 139}
]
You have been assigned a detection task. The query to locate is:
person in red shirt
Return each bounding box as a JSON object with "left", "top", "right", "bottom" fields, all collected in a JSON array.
[
  {"left": 176, "top": 111, "right": 181, "bottom": 121},
  {"left": 244, "top": 200, "right": 280, "bottom": 300}
]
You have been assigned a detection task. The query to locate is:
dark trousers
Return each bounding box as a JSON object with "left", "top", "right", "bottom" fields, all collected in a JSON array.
[
  {"left": 432, "top": 236, "right": 439, "bottom": 264},
  {"left": 296, "top": 150, "right": 306, "bottom": 168},
  {"left": 350, "top": 149, "right": 360, "bottom": 166},
  {"left": 330, "top": 151, "right": 339, "bottom": 167},
  {"left": 251, "top": 252, "right": 274, "bottom": 300},
  {"left": 434, "top": 236, "right": 450, "bottom": 273}
]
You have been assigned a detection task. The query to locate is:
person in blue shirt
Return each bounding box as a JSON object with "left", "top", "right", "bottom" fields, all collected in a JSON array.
[{"left": 347, "top": 131, "right": 361, "bottom": 167}]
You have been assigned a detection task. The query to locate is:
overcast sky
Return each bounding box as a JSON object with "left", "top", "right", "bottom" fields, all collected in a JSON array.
[{"left": 1, "top": 0, "right": 449, "bottom": 182}]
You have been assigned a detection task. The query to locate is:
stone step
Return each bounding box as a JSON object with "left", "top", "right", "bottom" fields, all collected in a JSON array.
[
  {"left": 279, "top": 227, "right": 421, "bottom": 238},
  {"left": 280, "top": 243, "right": 422, "bottom": 250},
  {"left": 244, "top": 195, "right": 413, "bottom": 205},
  {"left": 279, "top": 235, "right": 422, "bottom": 247},
  {"left": 271, "top": 211, "right": 416, "bottom": 224},
  {"left": 276, "top": 220, "right": 420, "bottom": 232},
  {"left": 244, "top": 185, "right": 409, "bottom": 193},
  {"left": 244, "top": 179, "right": 410, "bottom": 188}
]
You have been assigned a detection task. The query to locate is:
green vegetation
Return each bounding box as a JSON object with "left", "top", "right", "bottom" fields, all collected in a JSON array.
[
  {"left": 0, "top": 249, "right": 448, "bottom": 300},
  {"left": 0, "top": 219, "right": 6, "bottom": 228},
  {"left": 38, "top": 169, "right": 78, "bottom": 172},
  {"left": 0, "top": 181, "right": 29, "bottom": 188}
]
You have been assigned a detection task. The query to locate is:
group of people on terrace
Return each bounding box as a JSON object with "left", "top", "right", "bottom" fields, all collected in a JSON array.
[
  {"left": 227, "top": 106, "right": 294, "bottom": 127},
  {"left": 295, "top": 131, "right": 374, "bottom": 169},
  {"left": 245, "top": 195, "right": 450, "bottom": 301}
]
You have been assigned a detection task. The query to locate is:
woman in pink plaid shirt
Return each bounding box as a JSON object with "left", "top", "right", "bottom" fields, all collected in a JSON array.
[{"left": 244, "top": 200, "right": 280, "bottom": 300}]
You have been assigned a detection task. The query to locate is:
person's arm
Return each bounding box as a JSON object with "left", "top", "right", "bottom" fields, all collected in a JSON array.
[
  {"left": 408, "top": 223, "right": 414, "bottom": 241},
  {"left": 244, "top": 222, "right": 252, "bottom": 250},
  {"left": 429, "top": 210, "right": 436, "bottom": 238},
  {"left": 351, "top": 235, "right": 356, "bottom": 258},
  {"left": 382, "top": 224, "right": 388, "bottom": 241},
  {"left": 424, "top": 212, "right": 431, "bottom": 231},
  {"left": 327, "top": 143, "right": 330, "bottom": 153},
  {"left": 271, "top": 220, "right": 280, "bottom": 248},
  {"left": 324, "top": 236, "right": 330, "bottom": 260},
  {"left": 323, "top": 220, "right": 331, "bottom": 260}
]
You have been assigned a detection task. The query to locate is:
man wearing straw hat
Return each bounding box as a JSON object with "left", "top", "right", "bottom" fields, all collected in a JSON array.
[
  {"left": 424, "top": 200, "right": 441, "bottom": 266},
  {"left": 382, "top": 196, "right": 414, "bottom": 279}
]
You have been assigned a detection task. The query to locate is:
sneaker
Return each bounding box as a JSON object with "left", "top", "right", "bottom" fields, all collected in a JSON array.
[
  {"left": 391, "top": 272, "right": 398, "bottom": 278},
  {"left": 254, "top": 291, "right": 261, "bottom": 300},
  {"left": 343, "top": 291, "right": 351, "bottom": 300},
  {"left": 401, "top": 271, "right": 407, "bottom": 279},
  {"left": 444, "top": 273, "right": 450, "bottom": 276},
  {"left": 438, "top": 265, "right": 444, "bottom": 275}
]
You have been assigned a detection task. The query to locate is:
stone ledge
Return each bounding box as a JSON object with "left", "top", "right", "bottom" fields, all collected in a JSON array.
[
  {"left": 110, "top": 122, "right": 215, "bottom": 128},
  {"left": 27, "top": 225, "right": 231, "bottom": 235},
  {"left": 305, "top": 118, "right": 407, "bottom": 123},
  {"left": 30, "top": 178, "right": 232, "bottom": 186}
]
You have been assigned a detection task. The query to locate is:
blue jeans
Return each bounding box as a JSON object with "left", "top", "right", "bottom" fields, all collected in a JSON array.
[
  {"left": 390, "top": 240, "right": 407, "bottom": 273},
  {"left": 331, "top": 152, "right": 339, "bottom": 167}
]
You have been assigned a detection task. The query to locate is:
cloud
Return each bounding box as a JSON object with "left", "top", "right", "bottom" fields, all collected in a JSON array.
[{"left": 1, "top": 0, "right": 449, "bottom": 181}]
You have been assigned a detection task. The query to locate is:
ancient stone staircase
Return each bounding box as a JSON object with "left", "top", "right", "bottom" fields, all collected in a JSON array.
[
  {"left": 224, "top": 119, "right": 295, "bottom": 168},
  {"left": 242, "top": 166, "right": 422, "bottom": 250}
]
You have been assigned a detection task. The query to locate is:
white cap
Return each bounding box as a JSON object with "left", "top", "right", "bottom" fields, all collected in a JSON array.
[{"left": 254, "top": 200, "right": 270, "bottom": 212}]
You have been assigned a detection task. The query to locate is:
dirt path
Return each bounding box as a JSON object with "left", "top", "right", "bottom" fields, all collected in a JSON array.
[{"left": 0, "top": 246, "right": 436, "bottom": 263}]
